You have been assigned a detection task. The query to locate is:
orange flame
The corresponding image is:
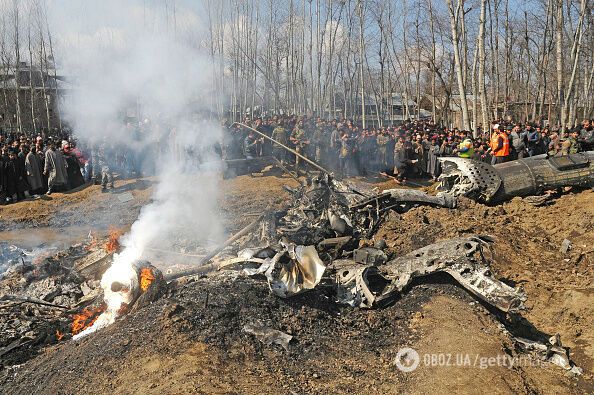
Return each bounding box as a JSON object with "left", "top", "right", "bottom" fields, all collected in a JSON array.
[
  {"left": 140, "top": 267, "right": 156, "bottom": 291},
  {"left": 104, "top": 228, "right": 123, "bottom": 253},
  {"left": 56, "top": 330, "right": 64, "bottom": 341},
  {"left": 71, "top": 306, "right": 106, "bottom": 335}
]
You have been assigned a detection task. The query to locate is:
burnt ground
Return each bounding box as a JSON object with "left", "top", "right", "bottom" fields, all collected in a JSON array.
[{"left": 0, "top": 173, "right": 593, "bottom": 394}]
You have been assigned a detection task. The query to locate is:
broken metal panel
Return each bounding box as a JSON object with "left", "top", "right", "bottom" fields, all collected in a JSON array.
[
  {"left": 515, "top": 335, "right": 582, "bottom": 374},
  {"left": 243, "top": 322, "right": 293, "bottom": 351},
  {"left": 238, "top": 242, "right": 326, "bottom": 298},
  {"left": 353, "top": 247, "right": 388, "bottom": 266},
  {"left": 437, "top": 158, "right": 502, "bottom": 201},
  {"left": 438, "top": 152, "right": 594, "bottom": 204},
  {"left": 333, "top": 261, "right": 392, "bottom": 308},
  {"left": 380, "top": 188, "right": 457, "bottom": 209},
  {"left": 266, "top": 245, "right": 326, "bottom": 298},
  {"left": 380, "top": 236, "right": 526, "bottom": 313},
  {"left": 330, "top": 236, "right": 524, "bottom": 312}
]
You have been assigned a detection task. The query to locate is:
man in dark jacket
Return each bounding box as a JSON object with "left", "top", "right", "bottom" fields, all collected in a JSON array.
[
  {"left": 526, "top": 124, "right": 541, "bottom": 156},
  {"left": 578, "top": 119, "right": 594, "bottom": 151},
  {"left": 243, "top": 130, "right": 261, "bottom": 159},
  {"left": 5, "top": 148, "right": 29, "bottom": 202}
]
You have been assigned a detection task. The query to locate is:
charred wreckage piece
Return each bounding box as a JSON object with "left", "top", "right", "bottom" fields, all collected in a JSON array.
[
  {"left": 238, "top": 235, "right": 524, "bottom": 313},
  {"left": 269, "top": 173, "right": 456, "bottom": 246},
  {"left": 437, "top": 151, "right": 594, "bottom": 204},
  {"left": 223, "top": 173, "right": 581, "bottom": 373}
]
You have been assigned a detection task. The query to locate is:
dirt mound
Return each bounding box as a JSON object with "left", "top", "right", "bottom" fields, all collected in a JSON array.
[
  {"left": 376, "top": 189, "right": 594, "bottom": 382},
  {"left": 0, "top": 179, "right": 153, "bottom": 232},
  {"left": 220, "top": 174, "right": 300, "bottom": 231},
  {"left": 3, "top": 272, "right": 581, "bottom": 395}
]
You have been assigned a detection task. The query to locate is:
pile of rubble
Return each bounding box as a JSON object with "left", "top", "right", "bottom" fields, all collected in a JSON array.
[
  {"left": 0, "top": 244, "right": 90, "bottom": 363},
  {"left": 0, "top": 235, "right": 152, "bottom": 364},
  {"left": 213, "top": 170, "right": 586, "bottom": 374}
]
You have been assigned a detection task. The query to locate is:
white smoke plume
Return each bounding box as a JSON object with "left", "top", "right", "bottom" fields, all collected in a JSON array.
[{"left": 50, "top": 2, "right": 225, "bottom": 336}]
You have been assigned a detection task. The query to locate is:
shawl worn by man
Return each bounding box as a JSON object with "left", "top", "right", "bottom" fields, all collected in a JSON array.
[
  {"left": 25, "top": 151, "right": 43, "bottom": 192},
  {"left": 63, "top": 150, "right": 85, "bottom": 189},
  {"left": 44, "top": 147, "right": 68, "bottom": 191}
]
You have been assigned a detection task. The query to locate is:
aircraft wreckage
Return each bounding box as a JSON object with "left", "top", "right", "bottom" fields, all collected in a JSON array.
[
  {"left": 437, "top": 151, "right": 594, "bottom": 204},
  {"left": 213, "top": 169, "right": 583, "bottom": 374},
  {"left": 193, "top": 123, "right": 591, "bottom": 373},
  {"left": 89, "top": 124, "right": 590, "bottom": 373}
]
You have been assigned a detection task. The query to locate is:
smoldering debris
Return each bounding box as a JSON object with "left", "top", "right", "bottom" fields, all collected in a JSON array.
[
  {"left": 0, "top": 242, "right": 98, "bottom": 364},
  {"left": 0, "top": 242, "right": 58, "bottom": 279},
  {"left": 0, "top": 236, "right": 165, "bottom": 365},
  {"left": 215, "top": 173, "right": 582, "bottom": 374}
]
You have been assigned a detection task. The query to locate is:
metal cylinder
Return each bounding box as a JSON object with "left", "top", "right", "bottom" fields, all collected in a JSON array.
[
  {"left": 438, "top": 152, "right": 594, "bottom": 204},
  {"left": 492, "top": 152, "right": 594, "bottom": 202}
]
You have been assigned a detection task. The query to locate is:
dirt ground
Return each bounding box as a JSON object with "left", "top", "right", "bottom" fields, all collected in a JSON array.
[{"left": 0, "top": 174, "right": 593, "bottom": 394}]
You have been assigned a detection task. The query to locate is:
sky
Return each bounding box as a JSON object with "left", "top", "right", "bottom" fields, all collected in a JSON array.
[{"left": 46, "top": 0, "right": 207, "bottom": 72}]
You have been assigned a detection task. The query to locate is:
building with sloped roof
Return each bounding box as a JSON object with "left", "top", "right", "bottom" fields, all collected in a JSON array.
[{"left": 0, "top": 61, "right": 70, "bottom": 133}]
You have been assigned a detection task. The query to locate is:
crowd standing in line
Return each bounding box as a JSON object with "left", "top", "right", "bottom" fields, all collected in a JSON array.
[
  {"left": 223, "top": 116, "right": 594, "bottom": 182},
  {"left": 1, "top": 116, "right": 592, "bottom": 204}
]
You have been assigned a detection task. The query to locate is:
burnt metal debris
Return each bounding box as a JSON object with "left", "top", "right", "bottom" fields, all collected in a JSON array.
[
  {"left": 223, "top": 167, "right": 582, "bottom": 372},
  {"left": 438, "top": 152, "right": 594, "bottom": 204},
  {"left": 220, "top": 173, "right": 512, "bottom": 309},
  {"left": 268, "top": 173, "right": 456, "bottom": 246},
  {"left": 333, "top": 236, "right": 525, "bottom": 312},
  {"left": 242, "top": 322, "right": 293, "bottom": 351}
]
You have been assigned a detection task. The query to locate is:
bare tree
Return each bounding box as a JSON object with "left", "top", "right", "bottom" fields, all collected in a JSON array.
[{"left": 446, "top": 0, "right": 471, "bottom": 130}]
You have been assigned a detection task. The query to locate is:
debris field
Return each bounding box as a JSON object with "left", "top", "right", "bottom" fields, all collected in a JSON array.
[{"left": 0, "top": 158, "right": 593, "bottom": 394}]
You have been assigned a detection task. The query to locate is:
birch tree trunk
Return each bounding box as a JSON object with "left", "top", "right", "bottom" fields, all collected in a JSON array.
[
  {"left": 478, "top": 0, "right": 489, "bottom": 134},
  {"left": 446, "top": 0, "right": 471, "bottom": 130},
  {"left": 555, "top": 0, "right": 565, "bottom": 133}
]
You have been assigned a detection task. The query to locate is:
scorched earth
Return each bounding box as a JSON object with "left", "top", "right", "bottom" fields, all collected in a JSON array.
[{"left": 0, "top": 174, "right": 593, "bottom": 394}]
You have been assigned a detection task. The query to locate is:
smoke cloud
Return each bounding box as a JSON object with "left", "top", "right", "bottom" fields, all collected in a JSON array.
[
  {"left": 49, "top": 1, "right": 226, "bottom": 337},
  {"left": 53, "top": 2, "right": 225, "bottom": 267}
]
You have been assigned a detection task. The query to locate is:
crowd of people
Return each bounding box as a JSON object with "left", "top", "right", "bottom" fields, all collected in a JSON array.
[
  {"left": 223, "top": 116, "right": 594, "bottom": 182},
  {"left": 1, "top": 115, "right": 592, "bottom": 204},
  {"left": 0, "top": 129, "right": 89, "bottom": 204}
]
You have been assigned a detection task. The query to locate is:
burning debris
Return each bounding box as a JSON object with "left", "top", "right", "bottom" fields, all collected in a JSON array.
[
  {"left": 104, "top": 228, "right": 123, "bottom": 254},
  {"left": 0, "top": 230, "right": 167, "bottom": 364},
  {"left": 71, "top": 306, "right": 106, "bottom": 337},
  {"left": 73, "top": 261, "right": 164, "bottom": 340}
]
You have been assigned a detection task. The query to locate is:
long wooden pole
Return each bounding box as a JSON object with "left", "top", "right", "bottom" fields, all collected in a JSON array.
[{"left": 232, "top": 122, "right": 331, "bottom": 174}]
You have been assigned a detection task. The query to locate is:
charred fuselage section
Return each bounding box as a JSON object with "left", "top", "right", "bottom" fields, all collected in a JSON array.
[{"left": 438, "top": 152, "right": 594, "bottom": 204}]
